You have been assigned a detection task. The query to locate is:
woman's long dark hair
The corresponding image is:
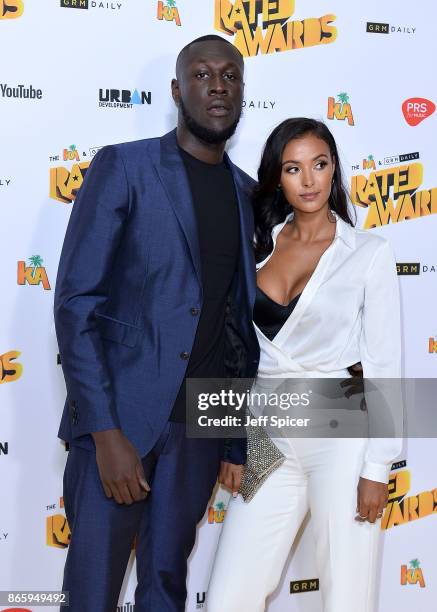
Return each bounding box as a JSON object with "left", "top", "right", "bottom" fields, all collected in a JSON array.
[{"left": 253, "top": 118, "right": 355, "bottom": 262}]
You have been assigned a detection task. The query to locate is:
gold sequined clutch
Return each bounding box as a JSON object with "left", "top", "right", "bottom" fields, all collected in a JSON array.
[{"left": 239, "top": 417, "right": 285, "bottom": 502}]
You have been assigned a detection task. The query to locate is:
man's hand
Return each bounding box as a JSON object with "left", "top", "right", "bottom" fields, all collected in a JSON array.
[
  {"left": 219, "top": 461, "right": 244, "bottom": 498},
  {"left": 92, "top": 429, "right": 150, "bottom": 505},
  {"left": 355, "top": 476, "right": 388, "bottom": 524}
]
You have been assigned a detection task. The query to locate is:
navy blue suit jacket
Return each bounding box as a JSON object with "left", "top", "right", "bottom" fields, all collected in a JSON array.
[{"left": 54, "top": 129, "right": 259, "bottom": 464}]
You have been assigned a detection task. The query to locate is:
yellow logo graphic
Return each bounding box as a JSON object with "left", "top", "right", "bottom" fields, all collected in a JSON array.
[
  {"left": 17, "top": 256, "right": 51, "bottom": 290},
  {"left": 46, "top": 497, "right": 71, "bottom": 548},
  {"left": 0, "top": 0, "right": 24, "bottom": 19},
  {"left": 401, "top": 559, "right": 426, "bottom": 588},
  {"left": 214, "top": 0, "right": 336, "bottom": 57},
  {"left": 381, "top": 468, "right": 437, "bottom": 530},
  {"left": 327, "top": 92, "right": 354, "bottom": 126},
  {"left": 50, "top": 162, "right": 90, "bottom": 203},
  {"left": 0, "top": 350, "right": 23, "bottom": 384},
  {"left": 362, "top": 155, "right": 376, "bottom": 171},
  {"left": 208, "top": 501, "right": 226, "bottom": 524},
  {"left": 63, "top": 144, "right": 80, "bottom": 162},
  {"left": 351, "top": 162, "right": 437, "bottom": 229},
  {"left": 157, "top": 0, "right": 181, "bottom": 26}
]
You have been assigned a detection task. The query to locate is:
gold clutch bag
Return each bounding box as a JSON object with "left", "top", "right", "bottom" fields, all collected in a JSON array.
[{"left": 239, "top": 416, "right": 286, "bottom": 503}]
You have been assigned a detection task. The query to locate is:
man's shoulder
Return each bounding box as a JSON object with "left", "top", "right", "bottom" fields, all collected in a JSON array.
[{"left": 107, "top": 135, "right": 161, "bottom": 158}]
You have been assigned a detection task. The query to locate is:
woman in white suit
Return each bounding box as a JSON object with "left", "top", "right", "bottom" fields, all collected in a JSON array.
[{"left": 207, "top": 118, "right": 402, "bottom": 612}]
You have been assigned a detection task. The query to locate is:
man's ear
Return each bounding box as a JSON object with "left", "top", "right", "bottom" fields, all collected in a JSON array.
[{"left": 171, "top": 78, "right": 180, "bottom": 105}]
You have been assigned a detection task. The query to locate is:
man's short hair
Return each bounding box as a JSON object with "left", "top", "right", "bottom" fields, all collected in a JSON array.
[{"left": 176, "top": 34, "right": 244, "bottom": 74}]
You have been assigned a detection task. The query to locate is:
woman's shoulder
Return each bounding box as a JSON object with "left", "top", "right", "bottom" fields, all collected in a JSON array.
[
  {"left": 350, "top": 225, "right": 396, "bottom": 275},
  {"left": 352, "top": 224, "right": 390, "bottom": 251}
]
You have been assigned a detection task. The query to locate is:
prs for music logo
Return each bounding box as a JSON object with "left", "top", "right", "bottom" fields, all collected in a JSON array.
[{"left": 0, "top": 0, "right": 24, "bottom": 19}]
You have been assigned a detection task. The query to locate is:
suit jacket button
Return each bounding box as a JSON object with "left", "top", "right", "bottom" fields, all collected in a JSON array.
[
  {"left": 180, "top": 351, "right": 190, "bottom": 360},
  {"left": 190, "top": 307, "right": 199, "bottom": 316}
]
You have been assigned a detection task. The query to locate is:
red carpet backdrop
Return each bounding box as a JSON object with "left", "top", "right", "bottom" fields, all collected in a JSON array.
[{"left": 0, "top": 0, "right": 436, "bottom": 610}]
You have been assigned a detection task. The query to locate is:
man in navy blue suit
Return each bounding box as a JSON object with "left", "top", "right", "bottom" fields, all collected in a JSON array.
[{"left": 54, "top": 35, "right": 259, "bottom": 611}]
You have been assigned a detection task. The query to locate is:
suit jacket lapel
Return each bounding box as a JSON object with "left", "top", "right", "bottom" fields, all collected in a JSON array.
[
  {"left": 155, "top": 129, "right": 202, "bottom": 287},
  {"left": 226, "top": 156, "right": 256, "bottom": 310}
]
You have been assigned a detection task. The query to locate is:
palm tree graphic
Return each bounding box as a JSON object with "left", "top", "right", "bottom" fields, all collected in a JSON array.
[
  {"left": 368, "top": 154, "right": 374, "bottom": 162},
  {"left": 409, "top": 559, "right": 420, "bottom": 569},
  {"left": 166, "top": 0, "right": 176, "bottom": 7},
  {"left": 337, "top": 92, "right": 349, "bottom": 105},
  {"left": 29, "top": 255, "right": 44, "bottom": 279},
  {"left": 215, "top": 501, "right": 225, "bottom": 511}
]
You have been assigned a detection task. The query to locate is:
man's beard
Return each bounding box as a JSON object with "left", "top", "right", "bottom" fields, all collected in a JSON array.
[{"left": 179, "top": 99, "right": 241, "bottom": 145}]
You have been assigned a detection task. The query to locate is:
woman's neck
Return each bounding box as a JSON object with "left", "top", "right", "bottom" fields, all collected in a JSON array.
[{"left": 287, "top": 206, "right": 336, "bottom": 243}]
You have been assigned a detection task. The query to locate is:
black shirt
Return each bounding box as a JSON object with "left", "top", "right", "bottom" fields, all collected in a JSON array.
[
  {"left": 169, "top": 147, "right": 240, "bottom": 421},
  {"left": 253, "top": 287, "right": 301, "bottom": 341}
]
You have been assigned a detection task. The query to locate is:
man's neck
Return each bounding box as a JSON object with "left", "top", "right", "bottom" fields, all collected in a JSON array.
[{"left": 176, "top": 125, "right": 226, "bottom": 165}]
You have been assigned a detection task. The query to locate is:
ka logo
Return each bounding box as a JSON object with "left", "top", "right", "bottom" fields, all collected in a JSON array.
[
  {"left": 17, "top": 256, "right": 51, "bottom": 290},
  {"left": 157, "top": 0, "right": 181, "bottom": 26},
  {"left": 0, "top": 0, "right": 23, "bottom": 19},
  {"left": 401, "top": 559, "right": 426, "bottom": 588},
  {"left": 327, "top": 92, "right": 354, "bottom": 126}
]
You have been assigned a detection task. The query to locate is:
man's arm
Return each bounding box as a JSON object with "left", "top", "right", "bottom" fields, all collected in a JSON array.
[
  {"left": 55, "top": 145, "right": 149, "bottom": 503},
  {"left": 54, "top": 145, "right": 128, "bottom": 437}
]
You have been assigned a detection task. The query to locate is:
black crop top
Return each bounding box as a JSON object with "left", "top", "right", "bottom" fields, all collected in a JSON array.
[{"left": 253, "top": 286, "right": 301, "bottom": 341}]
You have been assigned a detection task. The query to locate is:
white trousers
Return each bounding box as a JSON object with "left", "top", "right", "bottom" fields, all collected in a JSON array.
[{"left": 207, "top": 438, "right": 382, "bottom": 612}]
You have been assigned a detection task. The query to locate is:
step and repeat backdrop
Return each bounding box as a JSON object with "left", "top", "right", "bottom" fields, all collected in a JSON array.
[{"left": 1, "top": 0, "right": 436, "bottom": 610}]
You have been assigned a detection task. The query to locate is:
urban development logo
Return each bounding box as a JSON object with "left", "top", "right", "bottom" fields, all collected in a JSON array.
[
  {"left": 17, "top": 256, "right": 51, "bottom": 290},
  {"left": 351, "top": 160, "right": 437, "bottom": 228},
  {"left": 402, "top": 98, "right": 435, "bottom": 127},
  {"left": 215, "top": 0, "right": 337, "bottom": 57},
  {"left": 195, "top": 592, "right": 205, "bottom": 609},
  {"left": 401, "top": 559, "right": 426, "bottom": 588},
  {"left": 327, "top": 92, "right": 354, "bottom": 126},
  {"left": 99, "top": 88, "right": 152, "bottom": 109},
  {"left": 429, "top": 336, "right": 437, "bottom": 354},
  {"left": 0, "top": 350, "right": 23, "bottom": 385},
  {"left": 0, "top": 0, "right": 24, "bottom": 19},
  {"left": 157, "top": 0, "right": 181, "bottom": 26}
]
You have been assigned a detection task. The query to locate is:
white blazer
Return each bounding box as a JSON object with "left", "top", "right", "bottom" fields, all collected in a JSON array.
[{"left": 254, "top": 211, "right": 402, "bottom": 483}]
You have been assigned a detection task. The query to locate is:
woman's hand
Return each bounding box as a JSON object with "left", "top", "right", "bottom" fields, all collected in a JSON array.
[
  {"left": 356, "top": 477, "right": 388, "bottom": 523},
  {"left": 219, "top": 461, "right": 244, "bottom": 497}
]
